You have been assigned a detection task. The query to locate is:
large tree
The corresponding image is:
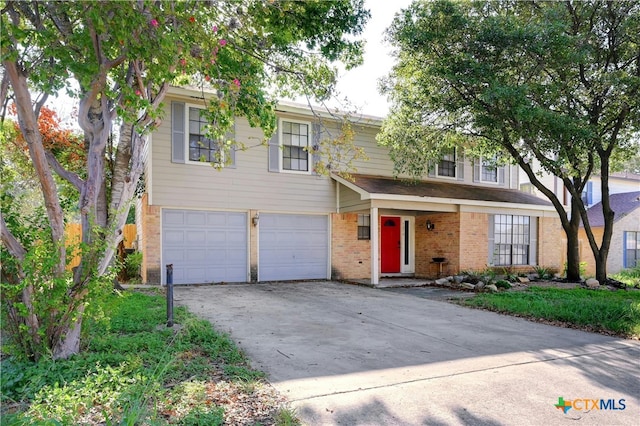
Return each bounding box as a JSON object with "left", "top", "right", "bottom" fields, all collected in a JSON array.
[
  {"left": 0, "top": 0, "right": 369, "bottom": 360},
  {"left": 379, "top": 0, "right": 640, "bottom": 282}
]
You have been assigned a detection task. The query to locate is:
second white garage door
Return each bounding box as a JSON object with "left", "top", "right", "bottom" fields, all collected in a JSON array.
[{"left": 259, "top": 213, "right": 329, "bottom": 281}]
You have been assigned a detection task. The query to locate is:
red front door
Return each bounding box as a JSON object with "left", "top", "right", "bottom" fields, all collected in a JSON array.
[{"left": 381, "top": 216, "right": 401, "bottom": 273}]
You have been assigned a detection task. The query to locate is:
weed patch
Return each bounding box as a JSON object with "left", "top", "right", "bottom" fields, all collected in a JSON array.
[{"left": 1, "top": 291, "right": 292, "bottom": 425}]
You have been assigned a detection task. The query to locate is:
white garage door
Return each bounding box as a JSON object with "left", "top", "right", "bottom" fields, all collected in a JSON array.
[
  {"left": 259, "top": 213, "right": 329, "bottom": 281},
  {"left": 162, "top": 209, "right": 247, "bottom": 284}
]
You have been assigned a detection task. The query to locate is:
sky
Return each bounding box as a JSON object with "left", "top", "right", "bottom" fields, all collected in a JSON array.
[{"left": 327, "top": 0, "right": 414, "bottom": 118}]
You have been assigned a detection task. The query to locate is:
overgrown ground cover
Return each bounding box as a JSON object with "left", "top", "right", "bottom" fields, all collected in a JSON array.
[
  {"left": 462, "top": 286, "right": 640, "bottom": 339},
  {"left": 0, "top": 290, "right": 299, "bottom": 425}
]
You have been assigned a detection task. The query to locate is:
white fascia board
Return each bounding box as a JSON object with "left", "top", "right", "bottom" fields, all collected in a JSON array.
[
  {"left": 367, "top": 193, "right": 557, "bottom": 212},
  {"left": 331, "top": 174, "right": 372, "bottom": 199}
]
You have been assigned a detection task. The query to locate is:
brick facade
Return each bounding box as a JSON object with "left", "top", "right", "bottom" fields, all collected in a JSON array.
[
  {"left": 538, "top": 216, "right": 564, "bottom": 272},
  {"left": 140, "top": 193, "right": 161, "bottom": 284},
  {"left": 331, "top": 213, "right": 371, "bottom": 280},
  {"left": 415, "top": 213, "right": 461, "bottom": 277}
]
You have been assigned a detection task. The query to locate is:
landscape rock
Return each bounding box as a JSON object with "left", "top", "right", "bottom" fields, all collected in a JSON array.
[
  {"left": 460, "top": 282, "right": 476, "bottom": 290},
  {"left": 475, "top": 281, "right": 486, "bottom": 290},
  {"left": 435, "top": 278, "right": 450, "bottom": 286},
  {"left": 453, "top": 275, "right": 465, "bottom": 284},
  {"left": 517, "top": 276, "right": 530, "bottom": 283},
  {"left": 486, "top": 284, "right": 498, "bottom": 292},
  {"left": 586, "top": 278, "right": 600, "bottom": 289}
]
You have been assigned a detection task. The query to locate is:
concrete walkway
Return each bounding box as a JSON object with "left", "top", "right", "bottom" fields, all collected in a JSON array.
[{"left": 174, "top": 281, "right": 639, "bottom": 425}]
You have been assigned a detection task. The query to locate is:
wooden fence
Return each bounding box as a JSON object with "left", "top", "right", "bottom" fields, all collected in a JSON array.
[{"left": 65, "top": 223, "right": 137, "bottom": 269}]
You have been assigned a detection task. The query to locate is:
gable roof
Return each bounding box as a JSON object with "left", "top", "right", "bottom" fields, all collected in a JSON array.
[
  {"left": 335, "top": 174, "right": 554, "bottom": 209},
  {"left": 585, "top": 191, "right": 640, "bottom": 227}
]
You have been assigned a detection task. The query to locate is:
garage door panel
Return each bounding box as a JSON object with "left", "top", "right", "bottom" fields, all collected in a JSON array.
[
  {"left": 163, "top": 209, "right": 247, "bottom": 284},
  {"left": 259, "top": 213, "right": 328, "bottom": 282},
  {"left": 185, "top": 231, "right": 206, "bottom": 244},
  {"left": 185, "top": 212, "right": 207, "bottom": 226}
]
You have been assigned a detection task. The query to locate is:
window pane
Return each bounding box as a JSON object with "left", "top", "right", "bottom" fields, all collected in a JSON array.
[
  {"left": 283, "top": 121, "right": 291, "bottom": 132},
  {"left": 300, "top": 124, "right": 308, "bottom": 136},
  {"left": 189, "top": 108, "right": 201, "bottom": 120},
  {"left": 283, "top": 158, "right": 291, "bottom": 169},
  {"left": 291, "top": 134, "right": 300, "bottom": 146},
  {"left": 627, "top": 232, "right": 637, "bottom": 249},
  {"left": 292, "top": 123, "right": 299, "bottom": 134}
]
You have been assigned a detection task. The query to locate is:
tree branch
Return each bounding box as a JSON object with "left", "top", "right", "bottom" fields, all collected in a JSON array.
[
  {"left": 45, "top": 151, "right": 84, "bottom": 191},
  {"left": 0, "top": 211, "right": 26, "bottom": 263}
]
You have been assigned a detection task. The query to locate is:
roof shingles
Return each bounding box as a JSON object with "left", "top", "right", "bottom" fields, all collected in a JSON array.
[
  {"left": 346, "top": 174, "right": 553, "bottom": 206},
  {"left": 585, "top": 191, "right": 640, "bottom": 227}
]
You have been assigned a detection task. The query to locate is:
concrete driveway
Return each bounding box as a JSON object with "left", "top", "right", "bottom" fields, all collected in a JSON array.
[{"left": 174, "top": 281, "right": 640, "bottom": 425}]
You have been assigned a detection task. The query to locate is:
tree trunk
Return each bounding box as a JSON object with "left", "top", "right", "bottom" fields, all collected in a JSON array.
[
  {"left": 52, "top": 305, "right": 85, "bottom": 360},
  {"left": 98, "top": 123, "right": 148, "bottom": 275},
  {"left": 565, "top": 197, "right": 582, "bottom": 281}
]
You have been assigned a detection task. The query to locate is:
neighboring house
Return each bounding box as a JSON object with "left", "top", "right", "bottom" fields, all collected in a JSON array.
[
  {"left": 520, "top": 165, "right": 640, "bottom": 274},
  {"left": 520, "top": 166, "right": 640, "bottom": 209},
  {"left": 137, "top": 86, "right": 563, "bottom": 285},
  {"left": 578, "top": 191, "right": 640, "bottom": 276}
]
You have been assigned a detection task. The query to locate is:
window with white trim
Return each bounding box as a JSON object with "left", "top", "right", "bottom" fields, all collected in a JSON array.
[
  {"left": 188, "top": 106, "right": 223, "bottom": 163},
  {"left": 281, "top": 119, "right": 310, "bottom": 172},
  {"left": 480, "top": 156, "right": 498, "bottom": 182},
  {"left": 437, "top": 148, "right": 456, "bottom": 178},
  {"left": 357, "top": 214, "right": 370, "bottom": 240},
  {"left": 492, "top": 214, "right": 530, "bottom": 266},
  {"left": 625, "top": 231, "right": 640, "bottom": 268}
]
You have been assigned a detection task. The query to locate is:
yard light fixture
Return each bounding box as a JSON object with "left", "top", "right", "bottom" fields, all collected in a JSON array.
[
  {"left": 252, "top": 212, "right": 260, "bottom": 226},
  {"left": 426, "top": 220, "right": 435, "bottom": 231}
]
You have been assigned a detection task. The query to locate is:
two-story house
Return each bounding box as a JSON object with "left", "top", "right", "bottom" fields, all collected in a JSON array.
[{"left": 137, "top": 86, "right": 563, "bottom": 285}]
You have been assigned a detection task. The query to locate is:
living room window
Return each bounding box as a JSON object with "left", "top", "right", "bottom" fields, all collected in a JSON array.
[
  {"left": 493, "top": 214, "right": 530, "bottom": 265},
  {"left": 358, "top": 214, "right": 370, "bottom": 240},
  {"left": 281, "top": 119, "right": 310, "bottom": 172},
  {"left": 625, "top": 231, "right": 640, "bottom": 268},
  {"left": 437, "top": 148, "right": 457, "bottom": 178}
]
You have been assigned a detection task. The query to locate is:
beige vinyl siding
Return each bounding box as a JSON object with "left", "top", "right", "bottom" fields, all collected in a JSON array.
[
  {"left": 338, "top": 185, "right": 370, "bottom": 212},
  {"left": 151, "top": 101, "right": 335, "bottom": 213},
  {"left": 350, "top": 123, "right": 398, "bottom": 177}
]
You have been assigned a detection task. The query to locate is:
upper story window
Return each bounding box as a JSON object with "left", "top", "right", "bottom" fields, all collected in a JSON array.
[
  {"left": 281, "top": 119, "right": 310, "bottom": 172},
  {"left": 188, "top": 107, "right": 222, "bottom": 164},
  {"left": 171, "top": 101, "right": 235, "bottom": 167},
  {"left": 437, "top": 148, "right": 457, "bottom": 178},
  {"left": 581, "top": 181, "right": 593, "bottom": 206},
  {"left": 480, "top": 156, "right": 498, "bottom": 182}
]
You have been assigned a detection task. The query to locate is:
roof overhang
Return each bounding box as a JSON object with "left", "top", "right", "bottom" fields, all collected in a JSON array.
[{"left": 333, "top": 174, "right": 559, "bottom": 215}]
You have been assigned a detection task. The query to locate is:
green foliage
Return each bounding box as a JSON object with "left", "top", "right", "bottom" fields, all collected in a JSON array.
[
  {"left": 533, "top": 266, "right": 552, "bottom": 280},
  {"left": 612, "top": 265, "right": 640, "bottom": 288},
  {"left": 180, "top": 406, "right": 225, "bottom": 426},
  {"left": 275, "top": 407, "right": 303, "bottom": 426},
  {"left": 379, "top": 0, "right": 640, "bottom": 282},
  {"left": 1, "top": 291, "right": 274, "bottom": 425},
  {"left": 494, "top": 280, "right": 512, "bottom": 289},
  {"left": 123, "top": 251, "right": 143, "bottom": 282},
  {"left": 464, "top": 287, "right": 640, "bottom": 338}
]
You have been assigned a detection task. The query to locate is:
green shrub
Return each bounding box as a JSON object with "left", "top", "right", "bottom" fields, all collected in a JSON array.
[
  {"left": 124, "top": 251, "right": 143, "bottom": 282},
  {"left": 495, "top": 279, "right": 512, "bottom": 289}
]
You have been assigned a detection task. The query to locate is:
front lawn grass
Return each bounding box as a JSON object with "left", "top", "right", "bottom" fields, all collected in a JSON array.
[
  {"left": 1, "top": 290, "right": 296, "bottom": 425},
  {"left": 462, "top": 287, "right": 640, "bottom": 339}
]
